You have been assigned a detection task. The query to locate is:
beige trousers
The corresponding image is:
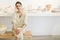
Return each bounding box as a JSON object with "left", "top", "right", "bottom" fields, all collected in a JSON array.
[{"left": 15, "top": 27, "right": 27, "bottom": 40}]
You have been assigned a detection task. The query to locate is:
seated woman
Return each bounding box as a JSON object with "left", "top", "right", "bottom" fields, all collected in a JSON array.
[{"left": 12, "top": 1, "right": 27, "bottom": 40}]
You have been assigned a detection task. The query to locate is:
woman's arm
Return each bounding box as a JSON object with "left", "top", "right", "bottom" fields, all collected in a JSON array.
[
  {"left": 22, "top": 13, "right": 27, "bottom": 28},
  {"left": 12, "top": 14, "right": 18, "bottom": 34}
]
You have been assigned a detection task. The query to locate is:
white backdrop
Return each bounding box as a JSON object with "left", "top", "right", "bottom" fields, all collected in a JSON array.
[{"left": 27, "top": 16, "right": 60, "bottom": 35}]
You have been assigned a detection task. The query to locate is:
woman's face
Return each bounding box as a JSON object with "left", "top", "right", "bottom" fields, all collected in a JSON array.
[{"left": 16, "top": 4, "right": 22, "bottom": 11}]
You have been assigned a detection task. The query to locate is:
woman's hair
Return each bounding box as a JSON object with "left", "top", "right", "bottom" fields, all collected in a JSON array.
[{"left": 15, "top": 1, "right": 22, "bottom": 6}]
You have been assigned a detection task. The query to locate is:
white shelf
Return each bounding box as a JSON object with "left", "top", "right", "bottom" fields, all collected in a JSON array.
[
  {"left": 0, "top": 12, "right": 60, "bottom": 16},
  {"left": 26, "top": 12, "right": 60, "bottom": 16}
]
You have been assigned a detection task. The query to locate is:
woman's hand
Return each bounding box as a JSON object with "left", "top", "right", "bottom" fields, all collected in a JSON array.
[
  {"left": 15, "top": 28, "right": 21, "bottom": 35},
  {"left": 22, "top": 24, "right": 26, "bottom": 28}
]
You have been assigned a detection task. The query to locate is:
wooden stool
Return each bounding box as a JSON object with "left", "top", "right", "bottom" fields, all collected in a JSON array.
[
  {"left": 0, "top": 31, "right": 15, "bottom": 40},
  {"left": 23, "top": 30, "right": 32, "bottom": 40}
]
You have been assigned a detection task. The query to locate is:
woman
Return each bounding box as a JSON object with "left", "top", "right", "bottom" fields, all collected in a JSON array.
[{"left": 12, "top": 1, "right": 27, "bottom": 40}]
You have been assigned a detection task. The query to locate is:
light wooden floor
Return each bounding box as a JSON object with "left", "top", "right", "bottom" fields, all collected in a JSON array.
[
  {"left": 0, "top": 35, "right": 60, "bottom": 40},
  {"left": 32, "top": 35, "right": 60, "bottom": 40}
]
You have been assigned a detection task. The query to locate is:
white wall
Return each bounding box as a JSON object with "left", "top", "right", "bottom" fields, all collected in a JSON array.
[
  {"left": 27, "top": 16, "right": 60, "bottom": 35},
  {"left": 0, "top": 16, "right": 60, "bottom": 35},
  {"left": 0, "top": 0, "right": 59, "bottom": 9},
  {"left": 0, "top": 16, "right": 12, "bottom": 31},
  {"left": 0, "top": 0, "right": 59, "bottom": 16}
]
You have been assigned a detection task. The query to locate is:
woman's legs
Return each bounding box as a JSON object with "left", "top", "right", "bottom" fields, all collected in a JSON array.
[
  {"left": 19, "top": 32, "right": 23, "bottom": 40},
  {"left": 15, "top": 37, "right": 20, "bottom": 40},
  {"left": 15, "top": 31, "right": 23, "bottom": 40}
]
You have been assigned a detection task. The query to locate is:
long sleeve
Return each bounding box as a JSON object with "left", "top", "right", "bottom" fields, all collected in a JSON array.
[
  {"left": 12, "top": 13, "right": 18, "bottom": 31},
  {"left": 22, "top": 12, "right": 28, "bottom": 28}
]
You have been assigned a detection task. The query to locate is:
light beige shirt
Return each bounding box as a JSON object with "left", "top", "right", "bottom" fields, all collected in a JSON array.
[{"left": 12, "top": 11, "right": 27, "bottom": 28}]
